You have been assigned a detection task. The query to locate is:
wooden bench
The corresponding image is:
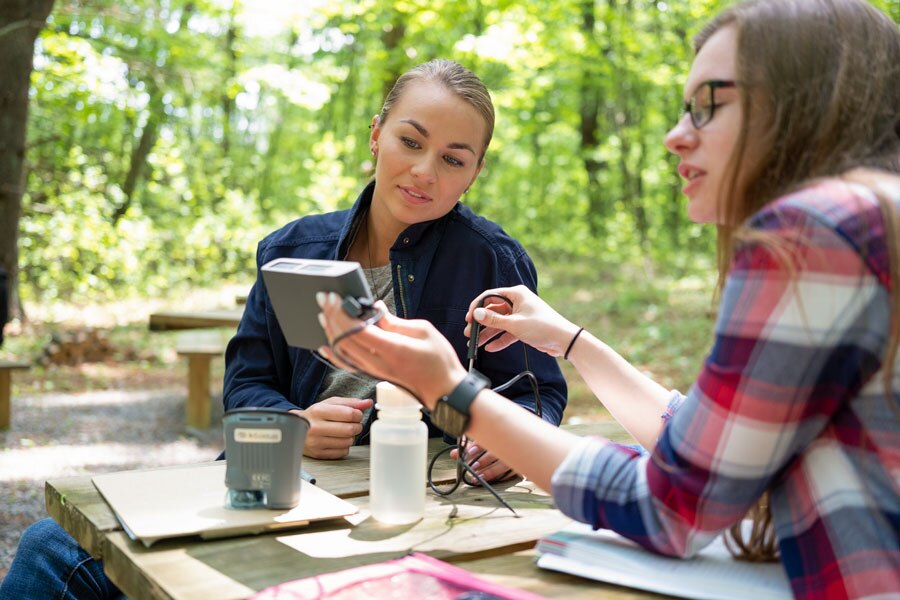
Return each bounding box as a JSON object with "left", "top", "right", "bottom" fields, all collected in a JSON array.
[
  {"left": 149, "top": 308, "right": 243, "bottom": 332},
  {"left": 0, "top": 359, "right": 30, "bottom": 430},
  {"left": 175, "top": 334, "right": 227, "bottom": 429}
]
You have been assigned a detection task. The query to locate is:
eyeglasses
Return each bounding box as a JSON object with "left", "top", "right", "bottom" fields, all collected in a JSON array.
[{"left": 684, "top": 80, "right": 736, "bottom": 129}]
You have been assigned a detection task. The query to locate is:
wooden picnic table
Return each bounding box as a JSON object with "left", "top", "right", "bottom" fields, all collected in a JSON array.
[
  {"left": 0, "top": 358, "right": 30, "bottom": 430},
  {"left": 148, "top": 308, "right": 244, "bottom": 332},
  {"left": 147, "top": 308, "right": 243, "bottom": 428},
  {"left": 45, "top": 422, "right": 656, "bottom": 599}
]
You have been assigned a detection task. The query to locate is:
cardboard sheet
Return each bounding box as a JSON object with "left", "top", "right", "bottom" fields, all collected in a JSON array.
[{"left": 92, "top": 462, "right": 358, "bottom": 547}]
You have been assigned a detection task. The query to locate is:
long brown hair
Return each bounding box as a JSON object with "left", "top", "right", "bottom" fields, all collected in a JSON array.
[{"left": 694, "top": 0, "right": 900, "bottom": 561}]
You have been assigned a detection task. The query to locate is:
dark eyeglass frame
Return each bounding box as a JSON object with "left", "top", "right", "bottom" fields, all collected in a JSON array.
[{"left": 684, "top": 80, "right": 737, "bottom": 129}]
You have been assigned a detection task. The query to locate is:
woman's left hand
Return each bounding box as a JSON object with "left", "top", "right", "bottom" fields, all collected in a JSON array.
[
  {"left": 450, "top": 443, "right": 519, "bottom": 484},
  {"left": 317, "top": 293, "right": 468, "bottom": 410}
]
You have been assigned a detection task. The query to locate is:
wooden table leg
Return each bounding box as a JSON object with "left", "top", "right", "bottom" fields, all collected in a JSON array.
[
  {"left": 185, "top": 354, "right": 212, "bottom": 429},
  {"left": 0, "top": 369, "right": 11, "bottom": 430}
]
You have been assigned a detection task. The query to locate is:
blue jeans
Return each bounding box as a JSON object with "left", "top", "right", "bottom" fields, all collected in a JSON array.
[{"left": 0, "top": 518, "right": 123, "bottom": 600}]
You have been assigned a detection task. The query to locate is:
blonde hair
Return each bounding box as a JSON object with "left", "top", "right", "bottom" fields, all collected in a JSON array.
[
  {"left": 694, "top": 0, "right": 900, "bottom": 562},
  {"left": 379, "top": 59, "right": 495, "bottom": 163}
]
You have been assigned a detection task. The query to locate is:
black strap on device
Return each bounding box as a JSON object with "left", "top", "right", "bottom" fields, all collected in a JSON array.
[{"left": 341, "top": 295, "right": 376, "bottom": 320}]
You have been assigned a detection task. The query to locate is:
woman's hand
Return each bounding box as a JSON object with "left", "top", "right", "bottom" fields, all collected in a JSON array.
[
  {"left": 450, "top": 442, "right": 519, "bottom": 485},
  {"left": 317, "top": 293, "right": 468, "bottom": 410},
  {"left": 292, "top": 397, "right": 372, "bottom": 460},
  {"left": 465, "top": 285, "right": 580, "bottom": 357}
]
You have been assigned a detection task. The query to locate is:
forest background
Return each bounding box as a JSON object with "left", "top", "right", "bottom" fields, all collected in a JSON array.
[
  {"left": 0, "top": 0, "right": 898, "bottom": 581},
  {"left": 1, "top": 0, "right": 898, "bottom": 408},
  {"left": 2, "top": 0, "right": 891, "bottom": 315},
  {"left": 1, "top": 1, "right": 899, "bottom": 418}
]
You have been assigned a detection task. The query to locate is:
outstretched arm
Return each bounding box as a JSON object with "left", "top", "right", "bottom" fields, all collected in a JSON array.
[
  {"left": 466, "top": 286, "right": 673, "bottom": 448},
  {"left": 316, "top": 293, "right": 585, "bottom": 491}
]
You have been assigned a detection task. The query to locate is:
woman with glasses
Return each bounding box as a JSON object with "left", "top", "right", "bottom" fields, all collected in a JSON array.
[{"left": 320, "top": 0, "right": 900, "bottom": 597}]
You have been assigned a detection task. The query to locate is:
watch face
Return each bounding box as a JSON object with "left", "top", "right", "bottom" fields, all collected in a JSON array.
[{"left": 432, "top": 401, "right": 467, "bottom": 438}]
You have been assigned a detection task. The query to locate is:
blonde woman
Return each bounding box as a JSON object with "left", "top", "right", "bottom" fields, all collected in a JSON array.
[{"left": 1, "top": 60, "right": 567, "bottom": 600}]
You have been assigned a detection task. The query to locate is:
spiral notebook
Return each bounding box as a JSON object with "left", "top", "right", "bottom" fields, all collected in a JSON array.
[{"left": 536, "top": 521, "right": 792, "bottom": 600}]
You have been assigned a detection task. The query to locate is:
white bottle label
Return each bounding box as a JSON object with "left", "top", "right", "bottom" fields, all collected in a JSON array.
[{"left": 234, "top": 428, "right": 282, "bottom": 443}]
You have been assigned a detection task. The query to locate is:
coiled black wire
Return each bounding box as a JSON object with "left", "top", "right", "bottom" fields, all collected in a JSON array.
[{"left": 320, "top": 293, "right": 544, "bottom": 516}]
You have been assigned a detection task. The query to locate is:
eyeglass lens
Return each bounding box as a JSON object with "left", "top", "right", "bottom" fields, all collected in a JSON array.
[
  {"left": 690, "top": 83, "right": 714, "bottom": 128},
  {"left": 685, "top": 80, "right": 735, "bottom": 129}
]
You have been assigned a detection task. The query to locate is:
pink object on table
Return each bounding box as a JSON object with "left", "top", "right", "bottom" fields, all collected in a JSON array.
[{"left": 249, "top": 551, "right": 548, "bottom": 600}]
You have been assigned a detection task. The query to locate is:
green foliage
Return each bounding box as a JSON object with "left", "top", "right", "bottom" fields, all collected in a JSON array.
[
  {"left": 2, "top": 256, "right": 711, "bottom": 422},
  {"left": 18, "top": 0, "right": 899, "bottom": 305}
]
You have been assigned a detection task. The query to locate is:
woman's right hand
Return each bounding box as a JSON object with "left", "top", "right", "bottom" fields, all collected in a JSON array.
[
  {"left": 465, "top": 285, "right": 580, "bottom": 358},
  {"left": 292, "top": 397, "right": 373, "bottom": 460},
  {"left": 317, "top": 294, "right": 468, "bottom": 411}
]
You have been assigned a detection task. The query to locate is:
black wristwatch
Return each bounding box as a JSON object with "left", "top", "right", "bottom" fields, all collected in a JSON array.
[{"left": 429, "top": 370, "right": 490, "bottom": 438}]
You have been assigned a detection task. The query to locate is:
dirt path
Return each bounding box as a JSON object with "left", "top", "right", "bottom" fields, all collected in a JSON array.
[{"left": 0, "top": 387, "right": 225, "bottom": 581}]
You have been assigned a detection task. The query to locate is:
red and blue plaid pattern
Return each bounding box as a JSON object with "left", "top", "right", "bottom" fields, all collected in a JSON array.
[{"left": 552, "top": 178, "right": 900, "bottom": 599}]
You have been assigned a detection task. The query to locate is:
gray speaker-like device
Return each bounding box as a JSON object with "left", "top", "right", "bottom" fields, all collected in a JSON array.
[
  {"left": 261, "top": 258, "right": 373, "bottom": 350},
  {"left": 224, "top": 408, "right": 310, "bottom": 509}
]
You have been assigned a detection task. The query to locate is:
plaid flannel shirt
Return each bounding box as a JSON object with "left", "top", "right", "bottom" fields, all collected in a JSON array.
[{"left": 552, "top": 178, "right": 900, "bottom": 599}]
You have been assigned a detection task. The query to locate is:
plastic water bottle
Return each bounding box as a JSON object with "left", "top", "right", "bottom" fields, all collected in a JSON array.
[{"left": 369, "top": 381, "right": 427, "bottom": 524}]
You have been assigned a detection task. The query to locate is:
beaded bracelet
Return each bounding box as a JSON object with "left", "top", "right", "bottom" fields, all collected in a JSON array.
[{"left": 563, "top": 326, "right": 585, "bottom": 360}]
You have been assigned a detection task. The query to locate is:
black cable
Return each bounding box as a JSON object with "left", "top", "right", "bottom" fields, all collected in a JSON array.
[
  {"left": 433, "top": 293, "right": 543, "bottom": 509},
  {"left": 323, "top": 292, "right": 544, "bottom": 516}
]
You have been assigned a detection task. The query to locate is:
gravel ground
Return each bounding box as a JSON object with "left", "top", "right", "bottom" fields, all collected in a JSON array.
[{"left": 0, "top": 386, "right": 225, "bottom": 581}]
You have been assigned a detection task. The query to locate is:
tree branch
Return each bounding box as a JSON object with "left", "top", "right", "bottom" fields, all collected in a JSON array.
[{"left": 0, "top": 19, "right": 45, "bottom": 39}]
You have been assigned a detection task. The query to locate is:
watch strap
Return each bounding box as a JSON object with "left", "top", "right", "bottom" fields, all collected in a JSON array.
[{"left": 444, "top": 369, "right": 490, "bottom": 416}]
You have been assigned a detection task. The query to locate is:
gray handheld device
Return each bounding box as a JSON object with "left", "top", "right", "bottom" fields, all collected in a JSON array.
[
  {"left": 261, "top": 258, "right": 374, "bottom": 350},
  {"left": 223, "top": 408, "right": 310, "bottom": 509}
]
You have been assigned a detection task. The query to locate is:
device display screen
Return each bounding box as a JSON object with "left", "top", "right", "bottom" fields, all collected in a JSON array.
[
  {"left": 296, "top": 263, "right": 332, "bottom": 272},
  {"left": 268, "top": 261, "right": 333, "bottom": 273}
]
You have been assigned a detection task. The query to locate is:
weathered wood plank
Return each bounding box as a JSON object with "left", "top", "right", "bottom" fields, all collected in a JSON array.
[
  {"left": 148, "top": 309, "right": 243, "bottom": 331},
  {"left": 103, "top": 480, "right": 570, "bottom": 600},
  {"left": 48, "top": 421, "right": 636, "bottom": 597},
  {"left": 460, "top": 549, "right": 664, "bottom": 599},
  {"left": 45, "top": 423, "right": 632, "bottom": 554},
  {"left": 0, "top": 359, "right": 29, "bottom": 430},
  {"left": 181, "top": 353, "right": 214, "bottom": 429},
  {"left": 44, "top": 438, "right": 461, "bottom": 559},
  {"left": 45, "top": 478, "right": 121, "bottom": 560}
]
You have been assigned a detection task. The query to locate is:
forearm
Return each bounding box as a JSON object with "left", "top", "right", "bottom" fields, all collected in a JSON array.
[
  {"left": 465, "top": 389, "right": 582, "bottom": 492},
  {"left": 566, "top": 329, "right": 672, "bottom": 448}
]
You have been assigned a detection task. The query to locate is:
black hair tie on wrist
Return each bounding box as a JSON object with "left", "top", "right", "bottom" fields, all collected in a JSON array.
[{"left": 564, "top": 327, "right": 585, "bottom": 360}]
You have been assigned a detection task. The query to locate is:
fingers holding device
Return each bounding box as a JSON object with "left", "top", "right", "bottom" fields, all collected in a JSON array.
[{"left": 465, "top": 285, "right": 580, "bottom": 358}]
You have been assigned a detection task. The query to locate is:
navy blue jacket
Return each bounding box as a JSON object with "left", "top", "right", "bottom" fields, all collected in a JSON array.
[{"left": 223, "top": 182, "right": 567, "bottom": 437}]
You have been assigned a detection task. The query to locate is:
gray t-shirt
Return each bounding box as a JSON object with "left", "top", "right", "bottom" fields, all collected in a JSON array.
[{"left": 316, "top": 263, "right": 395, "bottom": 408}]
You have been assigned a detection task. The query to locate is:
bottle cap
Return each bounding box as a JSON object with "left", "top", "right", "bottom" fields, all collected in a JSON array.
[{"left": 375, "top": 381, "right": 420, "bottom": 410}]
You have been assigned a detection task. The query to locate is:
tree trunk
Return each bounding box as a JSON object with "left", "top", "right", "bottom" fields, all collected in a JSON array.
[
  {"left": 221, "top": 4, "right": 236, "bottom": 158},
  {"left": 380, "top": 17, "right": 406, "bottom": 102},
  {"left": 580, "top": 0, "right": 607, "bottom": 236},
  {"left": 0, "top": 0, "right": 55, "bottom": 322},
  {"left": 112, "top": 100, "right": 160, "bottom": 224}
]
